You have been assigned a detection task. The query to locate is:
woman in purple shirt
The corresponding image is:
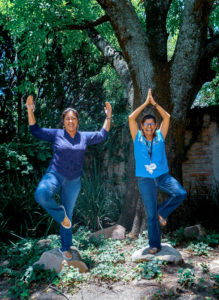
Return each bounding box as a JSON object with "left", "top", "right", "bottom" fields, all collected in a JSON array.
[{"left": 26, "top": 95, "right": 112, "bottom": 260}]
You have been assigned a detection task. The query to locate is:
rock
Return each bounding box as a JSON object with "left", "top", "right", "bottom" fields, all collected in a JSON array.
[
  {"left": 90, "top": 224, "right": 126, "bottom": 240},
  {"left": 209, "top": 259, "right": 219, "bottom": 274},
  {"left": 34, "top": 247, "right": 88, "bottom": 273},
  {"left": 71, "top": 284, "right": 161, "bottom": 300},
  {"left": 30, "top": 288, "right": 66, "bottom": 300},
  {"left": 177, "top": 296, "right": 200, "bottom": 300},
  {"left": 184, "top": 224, "right": 206, "bottom": 239},
  {"left": 132, "top": 243, "right": 183, "bottom": 264},
  {"left": 37, "top": 239, "right": 52, "bottom": 248}
]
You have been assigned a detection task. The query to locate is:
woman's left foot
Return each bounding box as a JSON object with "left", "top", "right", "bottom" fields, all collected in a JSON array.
[
  {"left": 148, "top": 247, "right": 161, "bottom": 255},
  {"left": 158, "top": 215, "right": 167, "bottom": 227}
]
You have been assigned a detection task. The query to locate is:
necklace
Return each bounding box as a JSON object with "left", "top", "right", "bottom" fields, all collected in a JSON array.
[
  {"left": 145, "top": 139, "right": 153, "bottom": 161},
  {"left": 143, "top": 134, "right": 157, "bottom": 174}
]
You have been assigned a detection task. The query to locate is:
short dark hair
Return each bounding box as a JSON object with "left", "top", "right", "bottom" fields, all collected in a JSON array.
[
  {"left": 140, "top": 114, "right": 156, "bottom": 125},
  {"left": 62, "top": 108, "right": 79, "bottom": 122}
]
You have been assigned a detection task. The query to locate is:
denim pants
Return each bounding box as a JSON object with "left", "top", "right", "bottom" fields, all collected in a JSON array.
[
  {"left": 34, "top": 168, "right": 81, "bottom": 251},
  {"left": 138, "top": 172, "right": 187, "bottom": 249}
]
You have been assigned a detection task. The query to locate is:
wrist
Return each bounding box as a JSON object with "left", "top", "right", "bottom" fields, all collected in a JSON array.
[
  {"left": 153, "top": 102, "right": 157, "bottom": 108},
  {"left": 26, "top": 104, "right": 35, "bottom": 111},
  {"left": 106, "top": 116, "right": 111, "bottom": 120}
]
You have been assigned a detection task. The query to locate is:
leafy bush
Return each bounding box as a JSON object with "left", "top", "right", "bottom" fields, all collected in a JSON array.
[
  {"left": 0, "top": 238, "right": 58, "bottom": 299},
  {"left": 59, "top": 264, "right": 88, "bottom": 286},
  {"left": 178, "top": 268, "right": 195, "bottom": 287},
  {"left": 74, "top": 161, "right": 122, "bottom": 231},
  {"left": 187, "top": 242, "right": 213, "bottom": 256},
  {"left": 199, "top": 233, "right": 219, "bottom": 247},
  {"left": 136, "top": 259, "right": 163, "bottom": 280}
]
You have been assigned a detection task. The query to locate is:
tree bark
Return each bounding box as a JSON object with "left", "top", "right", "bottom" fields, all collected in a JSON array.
[{"left": 75, "top": 0, "right": 219, "bottom": 235}]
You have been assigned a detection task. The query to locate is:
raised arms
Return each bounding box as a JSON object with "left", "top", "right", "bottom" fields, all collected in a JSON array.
[
  {"left": 128, "top": 89, "right": 170, "bottom": 141},
  {"left": 26, "top": 95, "right": 36, "bottom": 125},
  {"left": 103, "top": 101, "right": 112, "bottom": 132}
]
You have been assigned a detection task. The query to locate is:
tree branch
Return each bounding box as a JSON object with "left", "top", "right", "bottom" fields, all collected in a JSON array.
[
  {"left": 144, "top": 0, "right": 172, "bottom": 62},
  {"left": 192, "top": 34, "right": 219, "bottom": 96},
  {"left": 55, "top": 15, "right": 110, "bottom": 31},
  {"left": 87, "top": 28, "right": 134, "bottom": 108},
  {"left": 96, "top": 0, "right": 154, "bottom": 107},
  {"left": 170, "top": 0, "right": 215, "bottom": 119}
]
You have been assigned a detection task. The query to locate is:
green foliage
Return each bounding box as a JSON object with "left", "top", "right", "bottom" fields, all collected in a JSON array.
[
  {"left": 0, "top": 143, "right": 33, "bottom": 175},
  {"left": 177, "top": 268, "right": 195, "bottom": 287},
  {"left": 59, "top": 264, "right": 87, "bottom": 286},
  {"left": 136, "top": 259, "right": 163, "bottom": 280},
  {"left": 0, "top": 238, "right": 58, "bottom": 299},
  {"left": 194, "top": 75, "right": 219, "bottom": 107},
  {"left": 211, "top": 273, "right": 219, "bottom": 284},
  {"left": 164, "top": 226, "right": 185, "bottom": 247},
  {"left": 132, "top": 231, "right": 149, "bottom": 249},
  {"left": 74, "top": 161, "right": 122, "bottom": 231},
  {"left": 200, "top": 262, "right": 209, "bottom": 274},
  {"left": 166, "top": 0, "right": 184, "bottom": 35},
  {"left": 0, "top": 140, "right": 56, "bottom": 240},
  {"left": 187, "top": 242, "right": 213, "bottom": 257}
]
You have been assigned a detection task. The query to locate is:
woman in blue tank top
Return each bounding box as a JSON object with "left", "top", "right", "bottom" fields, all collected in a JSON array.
[{"left": 129, "top": 89, "right": 187, "bottom": 254}]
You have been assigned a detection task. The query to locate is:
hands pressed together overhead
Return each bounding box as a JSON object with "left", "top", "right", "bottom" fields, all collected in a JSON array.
[{"left": 145, "top": 88, "right": 157, "bottom": 106}]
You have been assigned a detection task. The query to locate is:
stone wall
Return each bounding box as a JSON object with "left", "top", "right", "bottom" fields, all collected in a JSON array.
[{"left": 182, "top": 105, "right": 219, "bottom": 194}]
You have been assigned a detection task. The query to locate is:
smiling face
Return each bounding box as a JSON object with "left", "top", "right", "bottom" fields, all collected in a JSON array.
[
  {"left": 141, "top": 118, "right": 157, "bottom": 140},
  {"left": 64, "top": 111, "right": 79, "bottom": 136}
]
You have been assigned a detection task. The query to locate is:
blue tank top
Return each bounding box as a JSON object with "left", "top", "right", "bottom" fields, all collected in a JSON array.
[{"left": 134, "top": 130, "right": 169, "bottom": 178}]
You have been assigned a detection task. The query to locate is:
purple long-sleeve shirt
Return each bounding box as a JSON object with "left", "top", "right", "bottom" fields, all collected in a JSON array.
[{"left": 30, "top": 123, "right": 108, "bottom": 179}]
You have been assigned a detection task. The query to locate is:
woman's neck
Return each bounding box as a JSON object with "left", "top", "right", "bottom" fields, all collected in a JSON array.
[
  {"left": 66, "top": 129, "right": 77, "bottom": 138},
  {"left": 144, "top": 133, "right": 153, "bottom": 141}
]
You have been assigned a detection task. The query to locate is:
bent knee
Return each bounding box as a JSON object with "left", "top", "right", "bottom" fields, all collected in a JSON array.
[
  {"left": 34, "top": 186, "right": 51, "bottom": 205},
  {"left": 177, "top": 190, "right": 187, "bottom": 201}
]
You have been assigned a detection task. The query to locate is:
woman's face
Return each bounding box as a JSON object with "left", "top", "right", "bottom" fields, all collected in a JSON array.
[
  {"left": 64, "top": 111, "right": 78, "bottom": 134},
  {"left": 141, "top": 118, "right": 157, "bottom": 137}
]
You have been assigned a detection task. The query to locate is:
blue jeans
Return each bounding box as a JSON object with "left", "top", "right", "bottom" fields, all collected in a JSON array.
[
  {"left": 34, "top": 168, "right": 81, "bottom": 251},
  {"left": 138, "top": 172, "right": 187, "bottom": 249}
]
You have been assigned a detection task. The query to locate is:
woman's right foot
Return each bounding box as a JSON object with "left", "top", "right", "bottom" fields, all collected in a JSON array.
[
  {"left": 59, "top": 249, "right": 72, "bottom": 260},
  {"left": 60, "top": 205, "right": 72, "bottom": 229},
  {"left": 61, "top": 216, "right": 72, "bottom": 229},
  {"left": 158, "top": 215, "right": 167, "bottom": 227}
]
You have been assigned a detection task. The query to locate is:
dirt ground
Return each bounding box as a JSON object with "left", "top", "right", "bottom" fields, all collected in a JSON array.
[{"left": 0, "top": 242, "right": 218, "bottom": 300}]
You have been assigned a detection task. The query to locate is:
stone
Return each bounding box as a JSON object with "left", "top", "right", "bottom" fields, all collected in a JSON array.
[
  {"left": 30, "top": 289, "right": 66, "bottom": 300},
  {"left": 70, "top": 284, "right": 161, "bottom": 300},
  {"left": 184, "top": 224, "right": 206, "bottom": 239},
  {"left": 37, "top": 239, "right": 52, "bottom": 248},
  {"left": 177, "top": 296, "right": 200, "bottom": 300},
  {"left": 132, "top": 243, "right": 183, "bottom": 264},
  {"left": 34, "top": 247, "right": 88, "bottom": 273},
  {"left": 90, "top": 224, "right": 126, "bottom": 240},
  {"left": 209, "top": 259, "right": 219, "bottom": 275}
]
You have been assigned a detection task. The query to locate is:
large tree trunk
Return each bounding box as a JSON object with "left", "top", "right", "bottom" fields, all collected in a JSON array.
[{"left": 85, "top": 0, "right": 218, "bottom": 236}]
